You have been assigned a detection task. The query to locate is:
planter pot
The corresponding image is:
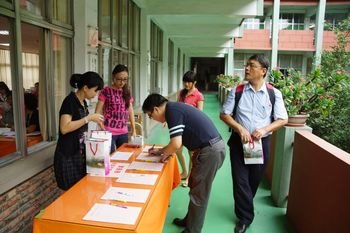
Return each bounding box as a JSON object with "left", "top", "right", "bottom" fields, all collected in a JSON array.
[{"left": 287, "top": 114, "right": 309, "bottom": 127}]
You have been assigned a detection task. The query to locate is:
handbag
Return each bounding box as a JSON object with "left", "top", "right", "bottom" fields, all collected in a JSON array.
[{"left": 243, "top": 139, "right": 264, "bottom": 164}]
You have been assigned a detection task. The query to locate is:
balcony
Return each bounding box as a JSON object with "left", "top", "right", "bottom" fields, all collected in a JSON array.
[{"left": 234, "top": 29, "right": 344, "bottom": 52}]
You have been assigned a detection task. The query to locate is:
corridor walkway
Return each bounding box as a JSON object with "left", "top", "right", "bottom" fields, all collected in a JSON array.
[{"left": 145, "top": 93, "right": 295, "bottom": 233}]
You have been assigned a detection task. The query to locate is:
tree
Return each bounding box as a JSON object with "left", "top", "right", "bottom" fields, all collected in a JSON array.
[{"left": 309, "top": 17, "right": 350, "bottom": 153}]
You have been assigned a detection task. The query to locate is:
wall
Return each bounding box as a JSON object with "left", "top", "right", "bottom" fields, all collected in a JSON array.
[
  {"left": 234, "top": 29, "right": 271, "bottom": 50},
  {"left": 279, "top": 30, "right": 315, "bottom": 51},
  {"left": 0, "top": 167, "right": 62, "bottom": 233},
  {"left": 287, "top": 130, "right": 350, "bottom": 233}
]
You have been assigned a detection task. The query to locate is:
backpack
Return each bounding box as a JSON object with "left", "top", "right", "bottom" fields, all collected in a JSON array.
[{"left": 229, "top": 83, "right": 275, "bottom": 132}]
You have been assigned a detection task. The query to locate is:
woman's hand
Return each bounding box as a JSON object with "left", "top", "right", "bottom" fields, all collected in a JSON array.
[{"left": 87, "top": 113, "right": 105, "bottom": 129}]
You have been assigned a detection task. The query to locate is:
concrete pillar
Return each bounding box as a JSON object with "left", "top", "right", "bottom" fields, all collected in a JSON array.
[
  {"left": 271, "top": 125, "right": 312, "bottom": 207},
  {"left": 270, "top": 0, "right": 280, "bottom": 70},
  {"left": 314, "top": 0, "right": 326, "bottom": 66},
  {"left": 226, "top": 47, "right": 234, "bottom": 76}
]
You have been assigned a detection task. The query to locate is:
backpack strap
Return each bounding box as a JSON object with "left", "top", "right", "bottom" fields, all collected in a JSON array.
[
  {"left": 266, "top": 82, "right": 275, "bottom": 122},
  {"left": 232, "top": 83, "right": 245, "bottom": 117}
]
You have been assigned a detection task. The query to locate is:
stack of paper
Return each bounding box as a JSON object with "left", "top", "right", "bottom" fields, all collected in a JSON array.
[
  {"left": 111, "top": 151, "right": 134, "bottom": 161},
  {"left": 128, "top": 161, "right": 164, "bottom": 172},
  {"left": 101, "top": 187, "right": 150, "bottom": 203},
  {"left": 83, "top": 203, "right": 141, "bottom": 225},
  {"left": 117, "top": 173, "right": 158, "bottom": 185},
  {"left": 137, "top": 153, "right": 161, "bottom": 162}
]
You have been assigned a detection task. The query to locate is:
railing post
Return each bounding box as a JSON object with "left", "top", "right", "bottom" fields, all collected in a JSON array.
[{"left": 271, "top": 125, "right": 312, "bottom": 207}]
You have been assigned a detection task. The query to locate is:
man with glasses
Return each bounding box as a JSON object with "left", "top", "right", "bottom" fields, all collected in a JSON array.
[
  {"left": 142, "top": 93, "right": 225, "bottom": 233},
  {"left": 220, "top": 54, "right": 288, "bottom": 233}
]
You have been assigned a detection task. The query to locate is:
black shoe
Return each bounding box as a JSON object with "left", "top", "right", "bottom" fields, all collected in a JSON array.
[
  {"left": 173, "top": 217, "right": 186, "bottom": 227},
  {"left": 234, "top": 222, "right": 249, "bottom": 233}
]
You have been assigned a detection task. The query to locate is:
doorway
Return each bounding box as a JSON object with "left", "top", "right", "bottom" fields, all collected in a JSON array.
[{"left": 191, "top": 57, "right": 225, "bottom": 92}]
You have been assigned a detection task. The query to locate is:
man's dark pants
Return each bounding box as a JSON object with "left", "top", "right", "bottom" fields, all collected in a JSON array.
[
  {"left": 183, "top": 139, "right": 226, "bottom": 233},
  {"left": 228, "top": 133, "right": 271, "bottom": 225}
]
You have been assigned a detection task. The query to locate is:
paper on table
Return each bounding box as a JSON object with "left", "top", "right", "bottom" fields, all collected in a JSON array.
[
  {"left": 128, "top": 161, "right": 164, "bottom": 172},
  {"left": 101, "top": 187, "right": 150, "bottom": 203},
  {"left": 142, "top": 145, "right": 162, "bottom": 153},
  {"left": 111, "top": 151, "right": 133, "bottom": 161},
  {"left": 117, "top": 173, "right": 158, "bottom": 185},
  {"left": 137, "top": 152, "right": 161, "bottom": 162},
  {"left": 107, "top": 162, "right": 130, "bottom": 177},
  {"left": 83, "top": 203, "right": 141, "bottom": 225}
]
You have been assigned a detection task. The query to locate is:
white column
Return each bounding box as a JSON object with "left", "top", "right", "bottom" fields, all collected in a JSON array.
[
  {"left": 314, "top": 0, "right": 326, "bottom": 66},
  {"left": 270, "top": 0, "right": 280, "bottom": 70},
  {"left": 227, "top": 47, "right": 234, "bottom": 76}
]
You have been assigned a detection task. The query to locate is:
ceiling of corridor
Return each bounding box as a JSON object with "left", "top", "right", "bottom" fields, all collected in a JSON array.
[{"left": 133, "top": 0, "right": 264, "bottom": 57}]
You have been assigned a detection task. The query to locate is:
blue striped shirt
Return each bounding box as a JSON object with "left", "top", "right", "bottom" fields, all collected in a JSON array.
[{"left": 221, "top": 82, "right": 288, "bottom": 135}]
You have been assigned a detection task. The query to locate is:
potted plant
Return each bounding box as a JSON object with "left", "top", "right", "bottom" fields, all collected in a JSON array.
[
  {"left": 216, "top": 74, "right": 241, "bottom": 103},
  {"left": 269, "top": 68, "right": 344, "bottom": 126}
]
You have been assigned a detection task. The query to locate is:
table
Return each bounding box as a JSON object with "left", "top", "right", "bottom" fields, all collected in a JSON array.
[{"left": 33, "top": 143, "right": 180, "bottom": 233}]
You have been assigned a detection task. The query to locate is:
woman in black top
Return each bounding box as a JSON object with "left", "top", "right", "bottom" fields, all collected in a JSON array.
[{"left": 54, "top": 71, "right": 104, "bottom": 190}]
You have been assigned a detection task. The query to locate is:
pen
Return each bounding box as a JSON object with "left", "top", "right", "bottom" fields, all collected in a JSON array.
[
  {"left": 150, "top": 144, "right": 155, "bottom": 150},
  {"left": 143, "top": 160, "right": 158, "bottom": 163},
  {"left": 111, "top": 204, "right": 128, "bottom": 209}
]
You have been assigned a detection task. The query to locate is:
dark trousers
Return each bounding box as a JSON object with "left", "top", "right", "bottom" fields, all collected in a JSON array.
[
  {"left": 228, "top": 133, "right": 271, "bottom": 225},
  {"left": 110, "top": 133, "right": 128, "bottom": 153},
  {"left": 183, "top": 139, "right": 226, "bottom": 233}
]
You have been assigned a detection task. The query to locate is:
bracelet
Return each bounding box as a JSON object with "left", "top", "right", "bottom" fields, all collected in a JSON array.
[{"left": 84, "top": 117, "right": 89, "bottom": 124}]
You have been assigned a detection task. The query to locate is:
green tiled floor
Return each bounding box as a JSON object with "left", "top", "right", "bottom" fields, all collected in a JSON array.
[{"left": 145, "top": 93, "right": 294, "bottom": 233}]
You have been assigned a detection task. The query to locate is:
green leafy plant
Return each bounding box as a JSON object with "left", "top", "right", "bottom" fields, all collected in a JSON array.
[
  {"left": 269, "top": 68, "right": 345, "bottom": 117},
  {"left": 215, "top": 74, "right": 241, "bottom": 88}
]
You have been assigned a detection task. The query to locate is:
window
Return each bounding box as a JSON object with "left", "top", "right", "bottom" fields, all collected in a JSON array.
[
  {"left": 100, "top": 0, "right": 111, "bottom": 43},
  {"left": 20, "top": 0, "right": 45, "bottom": 17},
  {"left": 53, "top": 33, "right": 72, "bottom": 138},
  {"left": 0, "top": 1, "right": 73, "bottom": 166},
  {"left": 0, "top": 16, "right": 17, "bottom": 159},
  {"left": 242, "top": 18, "right": 265, "bottom": 30},
  {"left": 150, "top": 21, "right": 163, "bottom": 93},
  {"left": 324, "top": 13, "right": 348, "bottom": 31},
  {"left": 168, "top": 39, "right": 174, "bottom": 93},
  {"left": 99, "top": 0, "right": 140, "bottom": 107},
  {"left": 280, "top": 13, "right": 305, "bottom": 30},
  {"left": 52, "top": 0, "right": 71, "bottom": 25},
  {"left": 278, "top": 54, "right": 303, "bottom": 72}
]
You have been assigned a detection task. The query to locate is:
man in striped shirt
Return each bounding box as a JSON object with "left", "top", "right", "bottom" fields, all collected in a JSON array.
[{"left": 142, "top": 93, "right": 226, "bottom": 233}]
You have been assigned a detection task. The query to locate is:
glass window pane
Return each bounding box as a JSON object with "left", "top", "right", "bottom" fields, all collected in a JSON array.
[
  {"left": 21, "top": 23, "right": 42, "bottom": 145},
  {"left": 53, "top": 33, "right": 71, "bottom": 138},
  {"left": 133, "top": 6, "right": 140, "bottom": 52},
  {"left": 100, "top": 47, "right": 111, "bottom": 85},
  {"left": 100, "top": 0, "right": 111, "bottom": 42},
  {"left": 112, "top": 0, "right": 120, "bottom": 45},
  {"left": 121, "top": 0, "right": 128, "bottom": 48},
  {"left": 53, "top": 0, "right": 71, "bottom": 24},
  {"left": 20, "top": 0, "right": 45, "bottom": 17},
  {"left": 0, "top": 16, "right": 16, "bottom": 158}
]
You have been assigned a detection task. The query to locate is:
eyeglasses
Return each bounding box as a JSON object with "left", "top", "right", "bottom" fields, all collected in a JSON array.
[
  {"left": 147, "top": 109, "right": 154, "bottom": 119},
  {"left": 244, "top": 63, "right": 263, "bottom": 69},
  {"left": 115, "top": 78, "right": 128, "bottom": 82}
]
